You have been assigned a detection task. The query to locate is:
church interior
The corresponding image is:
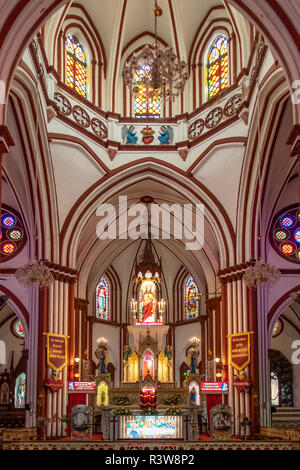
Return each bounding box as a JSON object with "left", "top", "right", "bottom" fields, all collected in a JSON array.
[{"left": 0, "top": 0, "right": 300, "bottom": 451}]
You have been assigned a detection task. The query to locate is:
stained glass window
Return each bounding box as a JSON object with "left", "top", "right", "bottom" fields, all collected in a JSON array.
[
  {"left": 15, "top": 373, "right": 26, "bottom": 409},
  {"left": 206, "top": 36, "right": 229, "bottom": 100},
  {"left": 134, "top": 65, "right": 161, "bottom": 118},
  {"left": 0, "top": 207, "right": 25, "bottom": 259},
  {"left": 272, "top": 207, "right": 300, "bottom": 263},
  {"left": 96, "top": 277, "right": 109, "bottom": 320},
  {"left": 271, "top": 371, "right": 280, "bottom": 406},
  {"left": 65, "top": 35, "right": 87, "bottom": 97},
  {"left": 184, "top": 276, "right": 199, "bottom": 319}
]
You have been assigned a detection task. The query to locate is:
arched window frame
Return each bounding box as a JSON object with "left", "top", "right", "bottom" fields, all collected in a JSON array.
[
  {"left": 184, "top": 275, "right": 199, "bottom": 320},
  {"left": 270, "top": 370, "right": 281, "bottom": 407},
  {"left": 204, "top": 33, "right": 230, "bottom": 101},
  {"left": 0, "top": 340, "right": 6, "bottom": 365},
  {"left": 133, "top": 62, "right": 161, "bottom": 118},
  {"left": 65, "top": 33, "right": 89, "bottom": 98},
  {"left": 96, "top": 276, "right": 110, "bottom": 321},
  {"left": 121, "top": 35, "right": 172, "bottom": 118}
]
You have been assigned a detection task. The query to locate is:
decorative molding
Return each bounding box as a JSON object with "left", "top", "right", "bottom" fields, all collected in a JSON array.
[{"left": 0, "top": 126, "right": 15, "bottom": 155}]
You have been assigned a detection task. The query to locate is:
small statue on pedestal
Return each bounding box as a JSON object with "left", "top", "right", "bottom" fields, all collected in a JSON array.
[
  {"left": 164, "top": 344, "right": 172, "bottom": 361},
  {"left": 95, "top": 344, "right": 108, "bottom": 374},
  {"left": 187, "top": 346, "right": 199, "bottom": 374},
  {"left": 123, "top": 344, "right": 131, "bottom": 362}
]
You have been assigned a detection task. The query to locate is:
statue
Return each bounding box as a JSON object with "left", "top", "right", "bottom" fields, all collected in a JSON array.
[
  {"left": 123, "top": 344, "right": 131, "bottom": 362},
  {"left": 140, "top": 285, "right": 157, "bottom": 322},
  {"left": 122, "top": 125, "right": 138, "bottom": 144},
  {"left": 95, "top": 346, "right": 108, "bottom": 374},
  {"left": 164, "top": 345, "right": 172, "bottom": 361},
  {"left": 190, "top": 386, "right": 197, "bottom": 405},
  {"left": 158, "top": 125, "right": 173, "bottom": 144},
  {"left": 187, "top": 346, "right": 198, "bottom": 374}
]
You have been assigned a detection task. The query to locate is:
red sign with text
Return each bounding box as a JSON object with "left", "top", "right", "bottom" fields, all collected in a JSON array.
[{"left": 201, "top": 382, "right": 228, "bottom": 392}]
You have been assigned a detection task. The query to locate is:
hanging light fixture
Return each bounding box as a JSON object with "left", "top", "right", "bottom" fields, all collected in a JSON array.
[{"left": 122, "top": 0, "right": 189, "bottom": 103}]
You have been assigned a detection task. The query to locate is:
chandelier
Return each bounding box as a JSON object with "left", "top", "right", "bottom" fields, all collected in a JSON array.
[
  {"left": 242, "top": 259, "right": 280, "bottom": 289},
  {"left": 15, "top": 259, "right": 54, "bottom": 289},
  {"left": 122, "top": 1, "right": 188, "bottom": 103},
  {"left": 189, "top": 337, "right": 200, "bottom": 348},
  {"left": 135, "top": 238, "right": 162, "bottom": 282}
]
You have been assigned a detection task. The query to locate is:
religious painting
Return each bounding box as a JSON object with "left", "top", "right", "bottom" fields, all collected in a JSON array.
[
  {"left": 185, "top": 276, "right": 199, "bottom": 319},
  {"left": 71, "top": 404, "right": 93, "bottom": 441},
  {"left": 96, "top": 276, "right": 109, "bottom": 320},
  {"left": 210, "top": 404, "right": 233, "bottom": 440},
  {"left": 138, "top": 279, "right": 157, "bottom": 323},
  {"left": 121, "top": 415, "right": 182, "bottom": 439}
]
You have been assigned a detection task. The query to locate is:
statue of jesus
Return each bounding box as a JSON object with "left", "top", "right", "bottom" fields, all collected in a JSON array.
[{"left": 140, "top": 286, "right": 157, "bottom": 322}]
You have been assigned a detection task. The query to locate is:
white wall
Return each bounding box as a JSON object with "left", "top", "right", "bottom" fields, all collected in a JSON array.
[{"left": 92, "top": 323, "right": 120, "bottom": 387}]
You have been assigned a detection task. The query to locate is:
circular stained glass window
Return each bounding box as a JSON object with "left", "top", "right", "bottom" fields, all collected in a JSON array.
[
  {"left": 1, "top": 215, "right": 15, "bottom": 227},
  {"left": 1, "top": 241, "right": 16, "bottom": 254},
  {"left": 281, "top": 216, "right": 295, "bottom": 228},
  {"left": 272, "top": 207, "right": 300, "bottom": 263},
  {"left": 8, "top": 228, "right": 23, "bottom": 241},
  {"left": 294, "top": 229, "right": 300, "bottom": 244},
  {"left": 11, "top": 318, "right": 25, "bottom": 339},
  {"left": 280, "top": 242, "right": 296, "bottom": 255},
  {"left": 274, "top": 230, "right": 288, "bottom": 241},
  {"left": 0, "top": 205, "right": 25, "bottom": 260}
]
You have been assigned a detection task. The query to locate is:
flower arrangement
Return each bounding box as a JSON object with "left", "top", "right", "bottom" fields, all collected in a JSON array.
[
  {"left": 112, "top": 395, "right": 131, "bottom": 406},
  {"left": 165, "top": 408, "right": 182, "bottom": 415},
  {"left": 163, "top": 394, "right": 181, "bottom": 406},
  {"left": 141, "top": 408, "right": 158, "bottom": 415},
  {"left": 114, "top": 408, "right": 131, "bottom": 416}
]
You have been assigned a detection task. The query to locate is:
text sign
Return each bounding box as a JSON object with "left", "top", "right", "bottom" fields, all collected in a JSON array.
[
  {"left": 201, "top": 382, "right": 228, "bottom": 392},
  {"left": 229, "top": 332, "right": 251, "bottom": 371},
  {"left": 47, "top": 333, "right": 67, "bottom": 371}
]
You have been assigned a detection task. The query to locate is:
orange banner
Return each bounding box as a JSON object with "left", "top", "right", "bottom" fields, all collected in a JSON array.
[{"left": 229, "top": 332, "right": 251, "bottom": 371}]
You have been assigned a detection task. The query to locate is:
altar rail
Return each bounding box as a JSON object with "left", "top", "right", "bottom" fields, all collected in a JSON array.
[
  {"left": 2, "top": 440, "right": 299, "bottom": 451},
  {"left": 256, "top": 426, "right": 300, "bottom": 441}
]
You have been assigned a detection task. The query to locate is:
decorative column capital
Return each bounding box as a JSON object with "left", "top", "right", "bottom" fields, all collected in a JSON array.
[{"left": 0, "top": 126, "right": 14, "bottom": 156}]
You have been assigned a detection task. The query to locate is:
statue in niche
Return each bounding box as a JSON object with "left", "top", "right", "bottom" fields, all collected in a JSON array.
[
  {"left": 95, "top": 346, "right": 108, "bottom": 374},
  {"left": 164, "top": 344, "right": 172, "bottom": 361},
  {"left": 187, "top": 346, "right": 198, "bottom": 374},
  {"left": 123, "top": 344, "right": 131, "bottom": 362},
  {"left": 140, "top": 284, "right": 157, "bottom": 322},
  {"left": 190, "top": 386, "right": 197, "bottom": 405}
]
